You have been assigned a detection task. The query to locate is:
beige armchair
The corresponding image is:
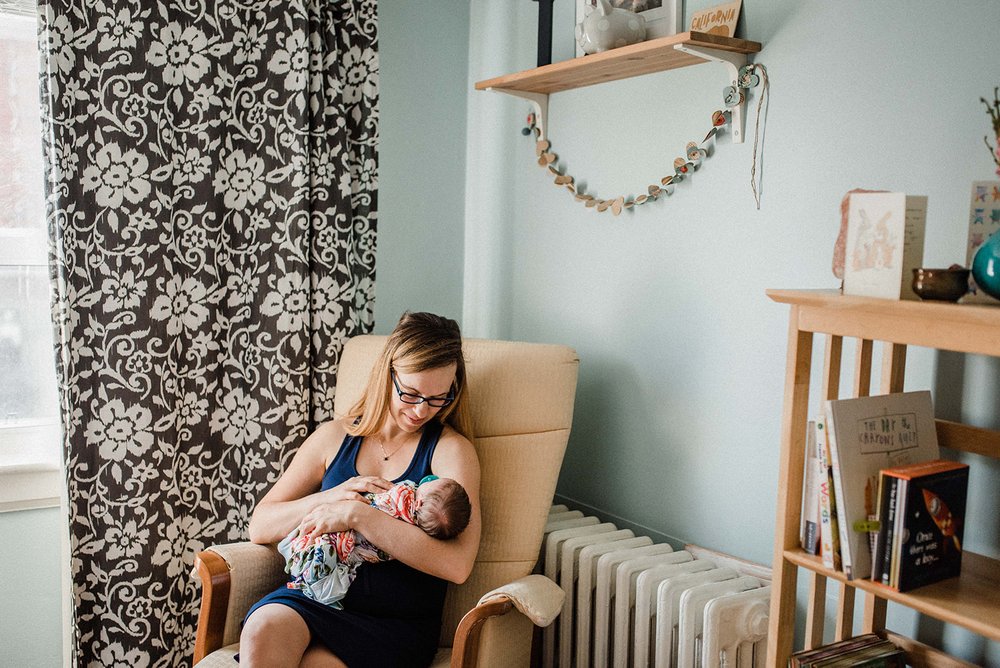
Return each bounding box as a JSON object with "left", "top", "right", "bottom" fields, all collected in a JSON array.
[{"left": 192, "top": 336, "right": 579, "bottom": 667}]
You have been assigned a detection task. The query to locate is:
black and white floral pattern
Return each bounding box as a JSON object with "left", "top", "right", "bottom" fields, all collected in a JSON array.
[{"left": 39, "top": 1, "right": 378, "bottom": 665}]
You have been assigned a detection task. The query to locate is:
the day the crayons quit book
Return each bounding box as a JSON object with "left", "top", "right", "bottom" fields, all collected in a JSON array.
[
  {"left": 887, "top": 459, "right": 969, "bottom": 592},
  {"left": 824, "top": 391, "right": 940, "bottom": 580}
]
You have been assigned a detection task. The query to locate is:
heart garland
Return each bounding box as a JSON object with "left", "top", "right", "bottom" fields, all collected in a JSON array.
[{"left": 520, "top": 63, "right": 766, "bottom": 215}]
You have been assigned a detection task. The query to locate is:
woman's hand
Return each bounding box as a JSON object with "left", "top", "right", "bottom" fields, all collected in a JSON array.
[
  {"left": 318, "top": 475, "right": 393, "bottom": 504},
  {"left": 297, "top": 498, "right": 369, "bottom": 536}
]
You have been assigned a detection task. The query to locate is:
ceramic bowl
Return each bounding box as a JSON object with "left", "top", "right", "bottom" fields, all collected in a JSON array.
[{"left": 911, "top": 267, "right": 971, "bottom": 302}]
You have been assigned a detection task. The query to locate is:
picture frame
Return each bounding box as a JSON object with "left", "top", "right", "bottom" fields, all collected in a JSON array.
[{"left": 575, "top": 0, "right": 681, "bottom": 58}]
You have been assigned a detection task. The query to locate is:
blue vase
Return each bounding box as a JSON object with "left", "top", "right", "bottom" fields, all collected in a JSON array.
[{"left": 972, "top": 231, "right": 1000, "bottom": 300}]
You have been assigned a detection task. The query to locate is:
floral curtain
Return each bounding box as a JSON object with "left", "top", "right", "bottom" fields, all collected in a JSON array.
[{"left": 39, "top": 0, "right": 378, "bottom": 665}]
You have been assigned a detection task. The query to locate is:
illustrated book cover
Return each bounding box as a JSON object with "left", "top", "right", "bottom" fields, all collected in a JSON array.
[
  {"left": 964, "top": 180, "right": 1000, "bottom": 304},
  {"left": 824, "top": 390, "right": 940, "bottom": 580},
  {"left": 842, "top": 192, "right": 927, "bottom": 300},
  {"left": 882, "top": 458, "right": 969, "bottom": 592}
]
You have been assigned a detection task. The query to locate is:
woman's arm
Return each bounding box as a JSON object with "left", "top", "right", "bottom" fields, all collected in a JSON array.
[
  {"left": 299, "top": 427, "right": 482, "bottom": 583},
  {"left": 247, "top": 420, "right": 392, "bottom": 544}
]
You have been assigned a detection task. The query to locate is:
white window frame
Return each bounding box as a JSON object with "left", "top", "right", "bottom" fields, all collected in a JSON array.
[{"left": 0, "top": 11, "right": 63, "bottom": 513}]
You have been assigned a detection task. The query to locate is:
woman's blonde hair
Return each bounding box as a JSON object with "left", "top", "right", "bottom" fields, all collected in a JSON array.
[{"left": 345, "top": 312, "right": 472, "bottom": 439}]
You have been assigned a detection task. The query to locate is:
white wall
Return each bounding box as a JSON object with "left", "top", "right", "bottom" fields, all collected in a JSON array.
[{"left": 452, "top": 0, "right": 1000, "bottom": 662}]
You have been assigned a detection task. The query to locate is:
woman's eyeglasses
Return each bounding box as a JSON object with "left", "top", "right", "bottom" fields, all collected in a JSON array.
[{"left": 391, "top": 371, "right": 455, "bottom": 408}]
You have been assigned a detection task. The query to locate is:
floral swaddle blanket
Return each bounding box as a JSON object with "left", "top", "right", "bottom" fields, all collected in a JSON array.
[{"left": 278, "top": 480, "right": 419, "bottom": 608}]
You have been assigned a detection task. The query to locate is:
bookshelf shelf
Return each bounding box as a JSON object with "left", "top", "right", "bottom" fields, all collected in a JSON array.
[
  {"left": 783, "top": 549, "right": 1000, "bottom": 642},
  {"left": 765, "top": 289, "right": 1000, "bottom": 667},
  {"left": 474, "top": 31, "right": 761, "bottom": 143}
]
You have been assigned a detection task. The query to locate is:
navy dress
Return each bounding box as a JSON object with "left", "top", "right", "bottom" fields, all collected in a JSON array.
[{"left": 245, "top": 420, "right": 448, "bottom": 668}]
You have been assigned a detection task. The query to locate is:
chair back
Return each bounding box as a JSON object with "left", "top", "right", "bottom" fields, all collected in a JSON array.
[{"left": 333, "top": 336, "right": 579, "bottom": 644}]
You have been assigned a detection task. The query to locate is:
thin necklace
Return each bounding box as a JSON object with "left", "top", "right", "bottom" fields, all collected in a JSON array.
[{"left": 374, "top": 435, "right": 407, "bottom": 461}]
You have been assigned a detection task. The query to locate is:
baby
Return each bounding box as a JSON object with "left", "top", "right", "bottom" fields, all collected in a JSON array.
[{"left": 278, "top": 476, "right": 471, "bottom": 608}]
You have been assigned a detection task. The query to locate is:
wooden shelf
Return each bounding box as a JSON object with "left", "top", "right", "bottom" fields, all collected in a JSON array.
[
  {"left": 783, "top": 549, "right": 1000, "bottom": 643},
  {"left": 766, "top": 289, "right": 1000, "bottom": 358},
  {"left": 474, "top": 31, "right": 762, "bottom": 143},
  {"left": 474, "top": 31, "right": 761, "bottom": 95},
  {"left": 766, "top": 288, "right": 1000, "bottom": 667}
]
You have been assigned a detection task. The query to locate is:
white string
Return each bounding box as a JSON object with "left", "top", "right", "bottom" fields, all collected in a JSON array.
[{"left": 749, "top": 64, "right": 770, "bottom": 210}]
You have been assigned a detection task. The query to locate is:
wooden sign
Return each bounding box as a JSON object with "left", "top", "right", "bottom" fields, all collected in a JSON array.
[{"left": 690, "top": 0, "right": 742, "bottom": 37}]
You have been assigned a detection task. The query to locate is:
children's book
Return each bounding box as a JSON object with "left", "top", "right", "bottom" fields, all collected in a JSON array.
[
  {"left": 824, "top": 391, "right": 940, "bottom": 580},
  {"left": 842, "top": 192, "right": 927, "bottom": 300},
  {"left": 882, "top": 459, "right": 969, "bottom": 592},
  {"left": 814, "top": 414, "right": 841, "bottom": 570}
]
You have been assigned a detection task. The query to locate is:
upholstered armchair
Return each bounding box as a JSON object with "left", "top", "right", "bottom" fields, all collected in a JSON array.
[{"left": 192, "top": 335, "right": 579, "bottom": 667}]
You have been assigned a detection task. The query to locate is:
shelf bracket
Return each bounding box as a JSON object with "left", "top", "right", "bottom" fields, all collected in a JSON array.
[
  {"left": 673, "top": 44, "right": 748, "bottom": 144},
  {"left": 486, "top": 88, "right": 550, "bottom": 142}
]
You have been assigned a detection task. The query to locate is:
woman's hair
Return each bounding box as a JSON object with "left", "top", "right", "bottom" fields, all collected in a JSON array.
[
  {"left": 413, "top": 478, "right": 472, "bottom": 540},
  {"left": 345, "top": 311, "right": 472, "bottom": 439}
]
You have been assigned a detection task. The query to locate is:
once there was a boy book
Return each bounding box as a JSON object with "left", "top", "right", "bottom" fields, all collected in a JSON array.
[{"left": 882, "top": 458, "right": 969, "bottom": 592}]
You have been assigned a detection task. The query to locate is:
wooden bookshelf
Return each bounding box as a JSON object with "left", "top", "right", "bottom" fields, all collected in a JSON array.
[
  {"left": 474, "top": 31, "right": 761, "bottom": 95},
  {"left": 783, "top": 550, "right": 1000, "bottom": 642},
  {"left": 766, "top": 289, "right": 1000, "bottom": 667}
]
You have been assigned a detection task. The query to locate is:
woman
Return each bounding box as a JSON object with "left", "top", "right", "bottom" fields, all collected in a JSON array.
[{"left": 240, "top": 312, "right": 481, "bottom": 668}]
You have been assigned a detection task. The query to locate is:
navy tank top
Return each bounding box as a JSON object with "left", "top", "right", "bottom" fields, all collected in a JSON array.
[{"left": 322, "top": 419, "right": 444, "bottom": 490}]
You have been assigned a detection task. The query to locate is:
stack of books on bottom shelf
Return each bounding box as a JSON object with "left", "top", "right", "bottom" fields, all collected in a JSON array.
[
  {"left": 871, "top": 458, "right": 969, "bottom": 591},
  {"left": 790, "top": 634, "right": 905, "bottom": 667}
]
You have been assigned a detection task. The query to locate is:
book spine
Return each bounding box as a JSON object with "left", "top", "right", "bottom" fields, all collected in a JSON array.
[
  {"left": 815, "top": 414, "right": 841, "bottom": 571},
  {"left": 877, "top": 475, "right": 898, "bottom": 585},
  {"left": 824, "top": 404, "right": 852, "bottom": 578},
  {"left": 889, "top": 479, "right": 908, "bottom": 588},
  {"left": 802, "top": 421, "right": 821, "bottom": 555}
]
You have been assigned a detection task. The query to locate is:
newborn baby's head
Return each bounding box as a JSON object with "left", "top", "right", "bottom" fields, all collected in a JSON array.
[{"left": 413, "top": 477, "right": 471, "bottom": 540}]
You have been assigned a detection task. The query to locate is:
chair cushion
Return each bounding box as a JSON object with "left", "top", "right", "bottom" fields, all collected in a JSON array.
[
  {"left": 194, "top": 643, "right": 238, "bottom": 667},
  {"left": 333, "top": 337, "right": 579, "bottom": 437}
]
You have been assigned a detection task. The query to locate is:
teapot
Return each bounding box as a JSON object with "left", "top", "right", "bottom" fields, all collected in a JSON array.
[{"left": 575, "top": 0, "right": 646, "bottom": 55}]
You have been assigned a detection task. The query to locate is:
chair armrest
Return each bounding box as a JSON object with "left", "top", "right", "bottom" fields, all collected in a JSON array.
[
  {"left": 450, "top": 574, "right": 564, "bottom": 668},
  {"left": 192, "top": 542, "right": 286, "bottom": 664}
]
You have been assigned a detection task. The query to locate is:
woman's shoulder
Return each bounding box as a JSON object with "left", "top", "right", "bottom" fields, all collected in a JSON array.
[
  {"left": 303, "top": 418, "right": 353, "bottom": 467},
  {"left": 433, "top": 423, "right": 477, "bottom": 462}
]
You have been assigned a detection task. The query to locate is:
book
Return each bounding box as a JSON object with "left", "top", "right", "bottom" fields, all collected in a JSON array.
[
  {"left": 789, "top": 634, "right": 883, "bottom": 668},
  {"left": 842, "top": 192, "right": 927, "bottom": 300},
  {"left": 814, "top": 414, "right": 841, "bottom": 570},
  {"left": 824, "top": 391, "right": 940, "bottom": 579},
  {"left": 881, "top": 458, "right": 969, "bottom": 592},
  {"left": 802, "top": 420, "right": 822, "bottom": 555},
  {"left": 870, "top": 474, "right": 898, "bottom": 584},
  {"left": 964, "top": 180, "right": 1000, "bottom": 304},
  {"left": 815, "top": 643, "right": 905, "bottom": 668}
]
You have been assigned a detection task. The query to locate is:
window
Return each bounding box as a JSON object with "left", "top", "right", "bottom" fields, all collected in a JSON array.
[{"left": 0, "top": 6, "right": 62, "bottom": 510}]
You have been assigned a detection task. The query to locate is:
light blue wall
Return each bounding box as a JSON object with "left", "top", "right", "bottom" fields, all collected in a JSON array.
[
  {"left": 0, "top": 507, "right": 64, "bottom": 667},
  {"left": 450, "top": 0, "right": 1000, "bottom": 663},
  {"left": 375, "top": 1, "right": 470, "bottom": 333}
]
